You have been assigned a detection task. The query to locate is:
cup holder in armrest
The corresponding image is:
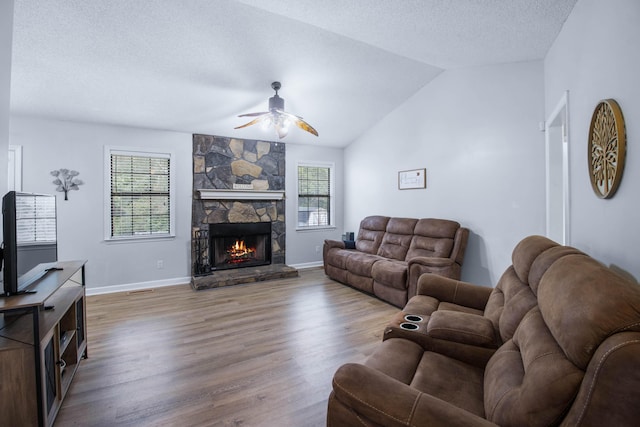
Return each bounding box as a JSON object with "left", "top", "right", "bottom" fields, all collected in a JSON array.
[
  {"left": 399, "top": 322, "right": 419, "bottom": 331},
  {"left": 404, "top": 315, "right": 423, "bottom": 322}
]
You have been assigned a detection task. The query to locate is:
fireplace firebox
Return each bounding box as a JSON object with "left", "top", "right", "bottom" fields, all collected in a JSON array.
[{"left": 209, "top": 222, "right": 272, "bottom": 270}]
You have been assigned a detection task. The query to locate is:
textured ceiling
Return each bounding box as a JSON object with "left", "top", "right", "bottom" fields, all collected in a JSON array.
[{"left": 10, "top": 0, "right": 577, "bottom": 147}]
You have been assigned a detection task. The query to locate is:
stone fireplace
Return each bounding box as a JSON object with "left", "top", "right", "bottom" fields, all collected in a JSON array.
[{"left": 191, "top": 134, "right": 297, "bottom": 289}]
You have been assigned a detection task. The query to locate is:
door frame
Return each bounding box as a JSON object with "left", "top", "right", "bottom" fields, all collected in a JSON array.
[{"left": 545, "top": 91, "right": 570, "bottom": 244}]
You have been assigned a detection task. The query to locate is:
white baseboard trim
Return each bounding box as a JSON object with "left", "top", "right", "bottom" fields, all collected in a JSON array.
[
  {"left": 86, "top": 263, "right": 325, "bottom": 296},
  {"left": 290, "top": 261, "right": 323, "bottom": 270},
  {"left": 86, "top": 276, "right": 192, "bottom": 296}
]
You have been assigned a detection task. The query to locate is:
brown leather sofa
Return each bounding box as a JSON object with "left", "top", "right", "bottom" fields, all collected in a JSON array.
[
  {"left": 328, "top": 236, "right": 640, "bottom": 426},
  {"left": 323, "top": 216, "right": 469, "bottom": 307}
]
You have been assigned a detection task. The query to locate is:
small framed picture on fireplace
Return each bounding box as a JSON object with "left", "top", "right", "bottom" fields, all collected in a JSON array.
[{"left": 398, "top": 168, "right": 426, "bottom": 190}]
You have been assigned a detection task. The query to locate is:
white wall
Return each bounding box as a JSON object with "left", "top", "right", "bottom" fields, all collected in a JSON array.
[
  {"left": 285, "top": 142, "right": 344, "bottom": 267},
  {"left": 544, "top": 0, "right": 640, "bottom": 281},
  {"left": 344, "top": 61, "right": 546, "bottom": 285},
  {"left": 9, "top": 116, "right": 193, "bottom": 291},
  {"left": 9, "top": 116, "right": 344, "bottom": 290},
  {"left": 13, "top": 0, "right": 636, "bottom": 289},
  {"left": 0, "top": 0, "right": 13, "bottom": 199}
]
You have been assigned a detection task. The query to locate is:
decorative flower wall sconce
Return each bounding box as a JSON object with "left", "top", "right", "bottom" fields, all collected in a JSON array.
[{"left": 51, "top": 169, "right": 84, "bottom": 200}]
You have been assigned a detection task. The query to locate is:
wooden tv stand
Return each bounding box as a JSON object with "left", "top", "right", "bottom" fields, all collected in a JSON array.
[{"left": 0, "top": 260, "right": 87, "bottom": 427}]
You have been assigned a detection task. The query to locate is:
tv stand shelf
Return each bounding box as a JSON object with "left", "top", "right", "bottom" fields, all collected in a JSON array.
[{"left": 0, "top": 260, "right": 87, "bottom": 427}]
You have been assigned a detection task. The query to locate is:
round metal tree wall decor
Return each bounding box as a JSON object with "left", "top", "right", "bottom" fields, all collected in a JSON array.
[{"left": 588, "top": 99, "right": 626, "bottom": 199}]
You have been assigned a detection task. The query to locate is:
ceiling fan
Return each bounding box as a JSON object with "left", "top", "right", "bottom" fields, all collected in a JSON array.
[{"left": 235, "top": 81, "right": 318, "bottom": 139}]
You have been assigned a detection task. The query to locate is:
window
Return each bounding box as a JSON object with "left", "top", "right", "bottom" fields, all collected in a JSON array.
[
  {"left": 297, "top": 163, "right": 334, "bottom": 229},
  {"left": 105, "top": 147, "right": 175, "bottom": 240},
  {"left": 16, "top": 194, "right": 56, "bottom": 243}
]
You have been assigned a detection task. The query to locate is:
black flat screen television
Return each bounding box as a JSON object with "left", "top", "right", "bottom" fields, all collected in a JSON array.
[{"left": 2, "top": 191, "right": 58, "bottom": 296}]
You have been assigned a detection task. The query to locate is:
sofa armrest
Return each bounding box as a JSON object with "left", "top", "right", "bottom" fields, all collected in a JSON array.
[
  {"left": 427, "top": 310, "right": 497, "bottom": 348},
  {"left": 323, "top": 239, "right": 346, "bottom": 250},
  {"left": 451, "top": 227, "right": 470, "bottom": 265},
  {"left": 323, "top": 239, "right": 346, "bottom": 270},
  {"left": 407, "top": 257, "right": 457, "bottom": 298},
  {"left": 416, "top": 274, "right": 492, "bottom": 311},
  {"left": 331, "top": 363, "right": 498, "bottom": 427}
]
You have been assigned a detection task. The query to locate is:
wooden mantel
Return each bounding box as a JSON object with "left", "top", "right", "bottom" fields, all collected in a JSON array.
[{"left": 196, "top": 189, "right": 285, "bottom": 201}]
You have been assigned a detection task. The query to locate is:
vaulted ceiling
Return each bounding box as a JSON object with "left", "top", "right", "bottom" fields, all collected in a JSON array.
[{"left": 10, "top": 0, "right": 577, "bottom": 147}]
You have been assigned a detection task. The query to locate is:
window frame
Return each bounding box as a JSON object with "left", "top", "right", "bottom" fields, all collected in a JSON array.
[
  {"left": 104, "top": 146, "right": 176, "bottom": 242},
  {"left": 296, "top": 161, "right": 335, "bottom": 231}
]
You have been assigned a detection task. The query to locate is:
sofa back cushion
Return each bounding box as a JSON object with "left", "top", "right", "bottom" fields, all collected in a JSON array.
[
  {"left": 484, "top": 308, "right": 584, "bottom": 426},
  {"left": 511, "top": 235, "right": 558, "bottom": 284},
  {"left": 483, "top": 266, "right": 537, "bottom": 344},
  {"left": 527, "top": 245, "right": 584, "bottom": 295},
  {"left": 483, "top": 235, "right": 558, "bottom": 343},
  {"left": 356, "top": 216, "right": 389, "bottom": 254},
  {"left": 376, "top": 218, "right": 417, "bottom": 260},
  {"left": 405, "top": 219, "right": 459, "bottom": 260},
  {"left": 538, "top": 254, "right": 640, "bottom": 369},
  {"left": 483, "top": 253, "right": 640, "bottom": 426}
]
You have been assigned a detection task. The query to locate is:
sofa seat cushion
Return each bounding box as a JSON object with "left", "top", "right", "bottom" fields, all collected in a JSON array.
[
  {"left": 412, "top": 353, "right": 485, "bottom": 417},
  {"left": 325, "top": 248, "right": 356, "bottom": 269},
  {"left": 366, "top": 338, "right": 485, "bottom": 417},
  {"left": 344, "top": 252, "right": 383, "bottom": 277},
  {"left": 402, "top": 295, "right": 485, "bottom": 318},
  {"left": 371, "top": 259, "right": 408, "bottom": 290}
]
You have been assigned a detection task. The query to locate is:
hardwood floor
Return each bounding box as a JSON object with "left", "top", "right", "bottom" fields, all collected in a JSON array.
[{"left": 54, "top": 268, "right": 399, "bottom": 427}]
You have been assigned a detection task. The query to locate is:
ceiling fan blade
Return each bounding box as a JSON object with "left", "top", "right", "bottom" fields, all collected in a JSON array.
[
  {"left": 293, "top": 117, "right": 319, "bottom": 137},
  {"left": 238, "top": 111, "right": 269, "bottom": 118},
  {"left": 234, "top": 115, "right": 268, "bottom": 130},
  {"left": 277, "top": 109, "right": 304, "bottom": 120},
  {"left": 278, "top": 110, "right": 317, "bottom": 136}
]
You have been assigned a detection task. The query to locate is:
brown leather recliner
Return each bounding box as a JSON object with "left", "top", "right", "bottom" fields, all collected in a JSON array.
[
  {"left": 383, "top": 235, "right": 583, "bottom": 366},
  {"left": 328, "top": 239, "right": 640, "bottom": 426}
]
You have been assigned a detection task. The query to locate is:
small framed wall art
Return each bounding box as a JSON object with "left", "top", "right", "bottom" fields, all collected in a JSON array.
[{"left": 398, "top": 168, "right": 426, "bottom": 190}]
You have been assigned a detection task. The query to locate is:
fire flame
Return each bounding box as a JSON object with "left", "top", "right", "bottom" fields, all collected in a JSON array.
[{"left": 227, "top": 239, "right": 256, "bottom": 262}]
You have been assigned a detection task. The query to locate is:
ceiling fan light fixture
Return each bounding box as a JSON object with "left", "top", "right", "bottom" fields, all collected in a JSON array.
[
  {"left": 275, "top": 124, "right": 289, "bottom": 139},
  {"left": 272, "top": 113, "right": 290, "bottom": 138},
  {"left": 235, "top": 81, "right": 318, "bottom": 139},
  {"left": 261, "top": 116, "right": 272, "bottom": 131}
]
